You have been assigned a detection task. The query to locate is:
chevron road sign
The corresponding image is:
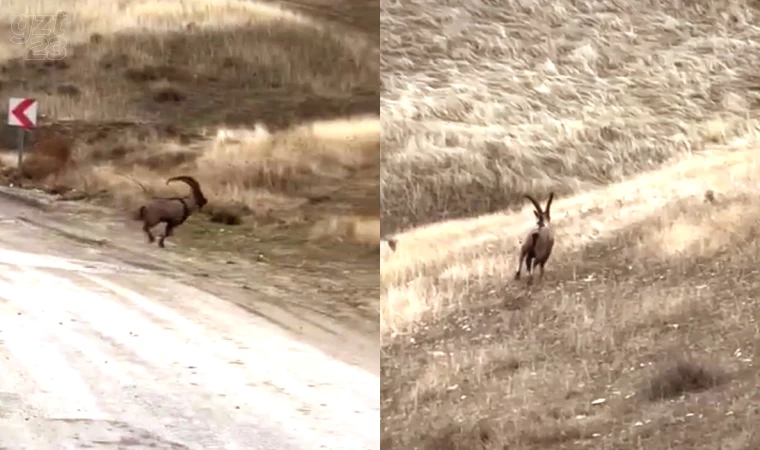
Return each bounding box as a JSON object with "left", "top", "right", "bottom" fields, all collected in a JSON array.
[{"left": 7, "top": 97, "right": 38, "bottom": 168}]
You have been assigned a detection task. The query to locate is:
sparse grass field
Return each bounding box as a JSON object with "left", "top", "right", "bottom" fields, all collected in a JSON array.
[
  {"left": 380, "top": 0, "right": 760, "bottom": 448},
  {"left": 0, "top": 0, "right": 380, "bottom": 250}
]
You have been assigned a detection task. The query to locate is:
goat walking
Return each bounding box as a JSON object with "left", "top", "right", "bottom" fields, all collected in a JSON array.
[
  {"left": 136, "top": 175, "right": 208, "bottom": 248},
  {"left": 515, "top": 193, "right": 555, "bottom": 285}
]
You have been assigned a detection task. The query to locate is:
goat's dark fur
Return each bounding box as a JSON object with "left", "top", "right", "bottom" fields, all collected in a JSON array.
[
  {"left": 515, "top": 193, "right": 555, "bottom": 284},
  {"left": 136, "top": 175, "right": 208, "bottom": 248}
]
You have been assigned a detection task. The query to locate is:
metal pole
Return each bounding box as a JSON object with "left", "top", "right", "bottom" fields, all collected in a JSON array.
[{"left": 16, "top": 127, "right": 25, "bottom": 168}]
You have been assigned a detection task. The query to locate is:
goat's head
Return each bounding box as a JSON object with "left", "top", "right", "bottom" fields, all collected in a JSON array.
[
  {"left": 166, "top": 175, "right": 208, "bottom": 210},
  {"left": 524, "top": 192, "right": 554, "bottom": 227}
]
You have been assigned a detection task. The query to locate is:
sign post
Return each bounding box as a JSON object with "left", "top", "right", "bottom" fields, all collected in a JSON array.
[{"left": 7, "top": 97, "right": 38, "bottom": 168}]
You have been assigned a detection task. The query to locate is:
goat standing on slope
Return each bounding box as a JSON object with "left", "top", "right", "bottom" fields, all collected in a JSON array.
[
  {"left": 136, "top": 175, "right": 208, "bottom": 248},
  {"left": 514, "top": 193, "right": 555, "bottom": 285}
]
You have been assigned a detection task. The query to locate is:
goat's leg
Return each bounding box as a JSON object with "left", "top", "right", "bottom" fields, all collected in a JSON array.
[
  {"left": 164, "top": 222, "right": 175, "bottom": 237},
  {"left": 142, "top": 222, "right": 155, "bottom": 243},
  {"left": 514, "top": 252, "right": 524, "bottom": 280},
  {"left": 539, "top": 261, "right": 547, "bottom": 281},
  {"left": 526, "top": 255, "right": 536, "bottom": 286},
  {"left": 158, "top": 223, "right": 175, "bottom": 248}
]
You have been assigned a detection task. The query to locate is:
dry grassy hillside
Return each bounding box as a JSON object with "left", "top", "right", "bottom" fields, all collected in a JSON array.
[
  {"left": 381, "top": 0, "right": 760, "bottom": 448},
  {"left": 0, "top": 0, "right": 380, "bottom": 250},
  {"left": 381, "top": 0, "right": 760, "bottom": 234}
]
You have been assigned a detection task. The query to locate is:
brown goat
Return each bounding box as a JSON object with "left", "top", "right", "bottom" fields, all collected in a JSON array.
[
  {"left": 514, "top": 193, "right": 555, "bottom": 284},
  {"left": 136, "top": 175, "right": 208, "bottom": 248}
]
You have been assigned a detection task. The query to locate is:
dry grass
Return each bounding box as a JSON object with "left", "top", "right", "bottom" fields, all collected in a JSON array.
[
  {"left": 380, "top": 0, "right": 760, "bottom": 234},
  {"left": 1, "top": 115, "right": 381, "bottom": 245},
  {"left": 0, "top": 0, "right": 380, "bottom": 248},
  {"left": 382, "top": 150, "right": 760, "bottom": 449},
  {"left": 0, "top": 0, "right": 378, "bottom": 123},
  {"left": 380, "top": 0, "right": 760, "bottom": 447},
  {"left": 310, "top": 214, "right": 381, "bottom": 248}
]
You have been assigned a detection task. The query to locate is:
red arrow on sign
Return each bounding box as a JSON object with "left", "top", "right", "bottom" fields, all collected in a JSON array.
[{"left": 11, "top": 98, "right": 35, "bottom": 129}]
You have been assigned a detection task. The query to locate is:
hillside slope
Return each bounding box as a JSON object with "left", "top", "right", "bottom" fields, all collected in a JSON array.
[
  {"left": 382, "top": 147, "right": 760, "bottom": 448},
  {"left": 380, "top": 0, "right": 760, "bottom": 448},
  {"left": 381, "top": 0, "right": 760, "bottom": 234},
  {"left": 0, "top": 0, "right": 380, "bottom": 249}
]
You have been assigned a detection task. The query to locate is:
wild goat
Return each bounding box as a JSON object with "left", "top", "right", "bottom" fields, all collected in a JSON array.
[
  {"left": 136, "top": 175, "right": 208, "bottom": 248},
  {"left": 514, "top": 193, "right": 555, "bottom": 284}
]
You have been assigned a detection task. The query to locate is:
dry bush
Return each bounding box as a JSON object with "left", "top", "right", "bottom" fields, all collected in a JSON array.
[
  {"left": 644, "top": 359, "right": 726, "bottom": 401},
  {"left": 150, "top": 81, "right": 186, "bottom": 103},
  {"left": 380, "top": 0, "right": 760, "bottom": 234},
  {"left": 422, "top": 420, "right": 501, "bottom": 450},
  {"left": 19, "top": 134, "right": 74, "bottom": 181},
  {"left": 203, "top": 202, "right": 249, "bottom": 225},
  {"left": 56, "top": 84, "right": 82, "bottom": 97}
]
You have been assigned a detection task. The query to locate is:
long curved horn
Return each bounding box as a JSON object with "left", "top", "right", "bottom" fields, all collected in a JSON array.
[
  {"left": 545, "top": 192, "right": 555, "bottom": 219},
  {"left": 166, "top": 175, "right": 205, "bottom": 205},
  {"left": 524, "top": 194, "right": 543, "bottom": 214}
]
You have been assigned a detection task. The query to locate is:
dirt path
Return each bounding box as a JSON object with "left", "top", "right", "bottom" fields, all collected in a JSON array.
[{"left": 0, "top": 192, "right": 379, "bottom": 449}]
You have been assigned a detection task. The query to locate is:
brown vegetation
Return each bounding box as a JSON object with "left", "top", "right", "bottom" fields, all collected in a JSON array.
[
  {"left": 380, "top": 0, "right": 760, "bottom": 447},
  {"left": 644, "top": 358, "right": 726, "bottom": 402},
  {"left": 20, "top": 133, "right": 75, "bottom": 182}
]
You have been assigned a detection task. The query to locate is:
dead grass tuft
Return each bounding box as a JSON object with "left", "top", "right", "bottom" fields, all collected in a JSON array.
[
  {"left": 151, "top": 82, "right": 187, "bottom": 103},
  {"left": 422, "top": 420, "right": 500, "bottom": 450},
  {"left": 56, "top": 84, "right": 82, "bottom": 97},
  {"left": 645, "top": 359, "right": 726, "bottom": 401},
  {"left": 204, "top": 202, "right": 249, "bottom": 226}
]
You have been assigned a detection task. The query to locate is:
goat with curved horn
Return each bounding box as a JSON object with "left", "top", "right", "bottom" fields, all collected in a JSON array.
[
  {"left": 514, "top": 192, "right": 555, "bottom": 285},
  {"left": 135, "top": 175, "right": 208, "bottom": 248}
]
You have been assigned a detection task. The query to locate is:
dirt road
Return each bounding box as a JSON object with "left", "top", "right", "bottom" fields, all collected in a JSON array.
[{"left": 0, "top": 192, "right": 379, "bottom": 450}]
